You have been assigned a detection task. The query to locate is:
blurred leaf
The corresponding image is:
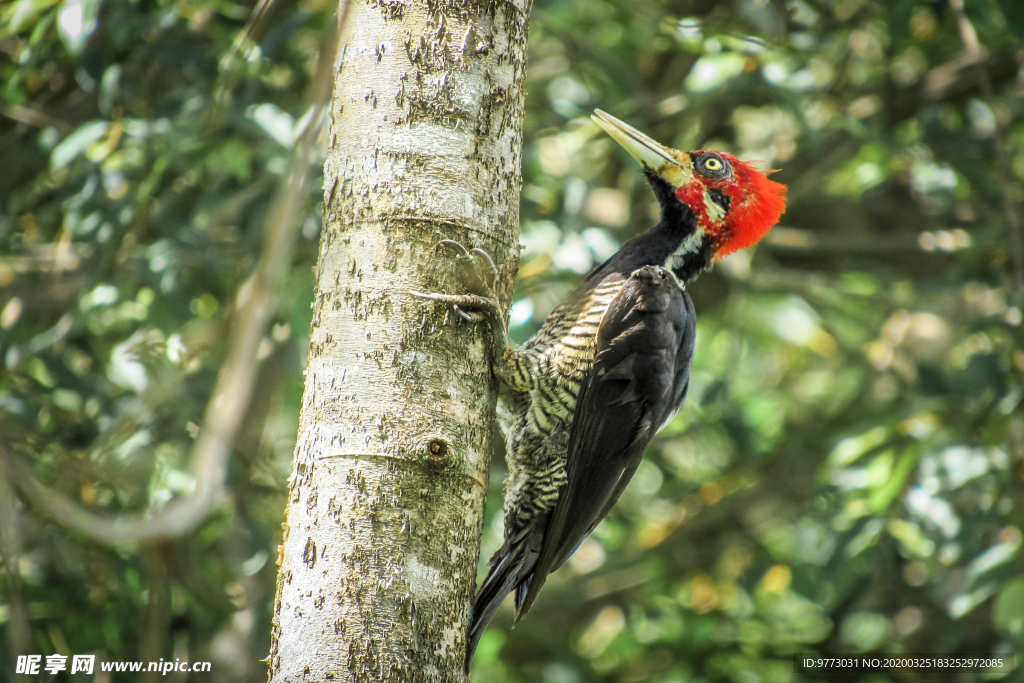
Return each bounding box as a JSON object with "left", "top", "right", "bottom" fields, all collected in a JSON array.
[
  {"left": 950, "top": 534, "right": 1022, "bottom": 618},
  {"left": 868, "top": 447, "right": 919, "bottom": 512},
  {"left": 887, "top": 519, "right": 934, "bottom": 559},
  {"left": 56, "top": 0, "right": 99, "bottom": 55},
  {"left": 1, "top": 0, "right": 61, "bottom": 35},
  {"left": 839, "top": 611, "right": 892, "bottom": 652},
  {"left": 826, "top": 426, "right": 888, "bottom": 470},
  {"left": 993, "top": 577, "right": 1024, "bottom": 635},
  {"left": 685, "top": 53, "right": 746, "bottom": 93},
  {"left": 50, "top": 120, "right": 110, "bottom": 170}
]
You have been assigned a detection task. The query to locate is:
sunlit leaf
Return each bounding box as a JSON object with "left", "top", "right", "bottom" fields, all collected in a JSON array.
[
  {"left": 50, "top": 120, "right": 109, "bottom": 170},
  {"left": 56, "top": 0, "right": 99, "bottom": 55}
]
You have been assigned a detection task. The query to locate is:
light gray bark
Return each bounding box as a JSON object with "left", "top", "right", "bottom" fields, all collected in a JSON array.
[{"left": 268, "top": 0, "right": 530, "bottom": 680}]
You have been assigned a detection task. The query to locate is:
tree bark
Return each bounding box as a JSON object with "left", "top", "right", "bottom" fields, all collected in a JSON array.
[{"left": 268, "top": 0, "right": 530, "bottom": 681}]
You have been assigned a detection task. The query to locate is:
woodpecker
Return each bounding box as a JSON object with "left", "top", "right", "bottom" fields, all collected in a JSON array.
[{"left": 414, "top": 110, "right": 786, "bottom": 669}]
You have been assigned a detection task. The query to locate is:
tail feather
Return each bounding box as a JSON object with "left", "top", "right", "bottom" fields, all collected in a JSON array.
[{"left": 465, "top": 515, "right": 548, "bottom": 672}]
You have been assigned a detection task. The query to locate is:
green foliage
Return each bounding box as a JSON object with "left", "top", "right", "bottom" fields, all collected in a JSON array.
[
  {"left": 1, "top": 0, "right": 327, "bottom": 678},
  {"left": 480, "top": 0, "right": 1024, "bottom": 680},
  {"left": 2, "top": 0, "right": 1022, "bottom": 681}
]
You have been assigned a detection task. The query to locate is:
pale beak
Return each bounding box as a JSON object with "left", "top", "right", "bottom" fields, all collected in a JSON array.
[{"left": 592, "top": 110, "right": 690, "bottom": 183}]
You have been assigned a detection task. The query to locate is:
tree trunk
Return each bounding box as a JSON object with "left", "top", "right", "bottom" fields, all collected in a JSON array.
[{"left": 268, "top": 0, "right": 530, "bottom": 680}]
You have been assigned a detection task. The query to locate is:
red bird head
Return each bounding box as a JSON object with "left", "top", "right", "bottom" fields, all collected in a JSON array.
[{"left": 593, "top": 110, "right": 787, "bottom": 261}]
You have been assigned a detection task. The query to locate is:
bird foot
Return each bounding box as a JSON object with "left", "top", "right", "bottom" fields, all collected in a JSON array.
[{"left": 411, "top": 240, "right": 501, "bottom": 323}]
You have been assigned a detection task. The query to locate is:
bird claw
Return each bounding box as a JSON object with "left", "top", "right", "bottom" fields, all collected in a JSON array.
[
  {"left": 410, "top": 240, "right": 500, "bottom": 324},
  {"left": 409, "top": 290, "right": 499, "bottom": 327},
  {"left": 454, "top": 306, "right": 484, "bottom": 323},
  {"left": 437, "top": 239, "right": 498, "bottom": 300}
]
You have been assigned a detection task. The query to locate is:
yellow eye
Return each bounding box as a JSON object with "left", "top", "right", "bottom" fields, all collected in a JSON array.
[{"left": 704, "top": 157, "right": 722, "bottom": 171}]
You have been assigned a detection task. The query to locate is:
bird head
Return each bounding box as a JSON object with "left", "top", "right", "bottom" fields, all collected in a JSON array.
[{"left": 593, "top": 109, "right": 787, "bottom": 260}]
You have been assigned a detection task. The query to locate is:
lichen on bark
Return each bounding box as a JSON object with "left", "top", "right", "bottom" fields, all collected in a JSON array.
[{"left": 268, "top": 0, "right": 531, "bottom": 680}]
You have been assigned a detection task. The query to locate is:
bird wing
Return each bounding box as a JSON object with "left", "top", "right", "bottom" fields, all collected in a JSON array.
[{"left": 516, "top": 266, "right": 696, "bottom": 617}]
